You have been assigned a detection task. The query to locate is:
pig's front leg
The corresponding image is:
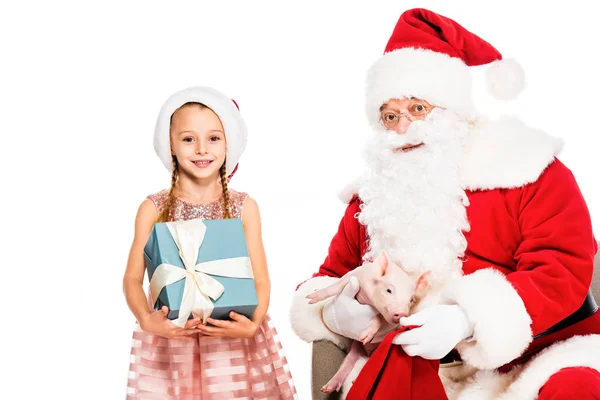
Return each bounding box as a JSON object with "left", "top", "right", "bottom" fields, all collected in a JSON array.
[
  {"left": 358, "top": 313, "right": 386, "bottom": 345},
  {"left": 321, "top": 340, "right": 365, "bottom": 393},
  {"left": 305, "top": 273, "right": 353, "bottom": 304}
]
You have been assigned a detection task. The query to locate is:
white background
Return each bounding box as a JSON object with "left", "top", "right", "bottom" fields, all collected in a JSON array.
[{"left": 1, "top": 1, "right": 599, "bottom": 399}]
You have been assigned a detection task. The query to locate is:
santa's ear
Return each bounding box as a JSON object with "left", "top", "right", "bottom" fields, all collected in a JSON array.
[
  {"left": 374, "top": 251, "right": 389, "bottom": 275},
  {"left": 415, "top": 270, "right": 431, "bottom": 297}
]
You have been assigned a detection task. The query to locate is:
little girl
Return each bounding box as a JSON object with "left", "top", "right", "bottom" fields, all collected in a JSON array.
[{"left": 123, "top": 86, "right": 297, "bottom": 399}]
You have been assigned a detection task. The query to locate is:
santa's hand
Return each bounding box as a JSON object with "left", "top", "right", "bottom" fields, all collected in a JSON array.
[
  {"left": 392, "top": 304, "right": 473, "bottom": 359},
  {"left": 322, "top": 276, "right": 379, "bottom": 341}
]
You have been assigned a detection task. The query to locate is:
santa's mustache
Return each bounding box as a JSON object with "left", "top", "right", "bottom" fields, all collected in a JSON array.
[
  {"left": 366, "top": 120, "right": 435, "bottom": 159},
  {"left": 377, "top": 122, "right": 427, "bottom": 149},
  {"left": 367, "top": 109, "right": 468, "bottom": 153}
]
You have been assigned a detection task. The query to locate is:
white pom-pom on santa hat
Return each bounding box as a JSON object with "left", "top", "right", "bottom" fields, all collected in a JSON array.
[{"left": 485, "top": 58, "right": 525, "bottom": 101}]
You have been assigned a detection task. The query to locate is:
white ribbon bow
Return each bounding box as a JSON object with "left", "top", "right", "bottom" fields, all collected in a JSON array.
[{"left": 149, "top": 219, "right": 253, "bottom": 327}]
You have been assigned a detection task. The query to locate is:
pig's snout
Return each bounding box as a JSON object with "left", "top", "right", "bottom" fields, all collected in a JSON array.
[{"left": 392, "top": 312, "right": 407, "bottom": 324}]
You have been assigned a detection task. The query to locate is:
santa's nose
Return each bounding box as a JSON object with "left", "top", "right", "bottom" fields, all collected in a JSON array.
[{"left": 393, "top": 118, "right": 412, "bottom": 134}]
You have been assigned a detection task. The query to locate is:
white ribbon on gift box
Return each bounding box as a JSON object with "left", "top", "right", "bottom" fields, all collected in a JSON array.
[{"left": 149, "top": 219, "right": 253, "bottom": 327}]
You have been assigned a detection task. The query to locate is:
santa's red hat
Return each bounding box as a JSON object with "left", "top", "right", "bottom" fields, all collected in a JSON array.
[{"left": 365, "top": 8, "right": 524, "bottom": 125}]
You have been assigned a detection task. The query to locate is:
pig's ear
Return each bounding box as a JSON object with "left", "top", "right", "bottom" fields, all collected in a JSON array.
[
  {"left": 415, "top": 270, "right": 431, "bottom": 297},
  {"left": 375, "top": 251, "right": 389, "bottom": 275}
]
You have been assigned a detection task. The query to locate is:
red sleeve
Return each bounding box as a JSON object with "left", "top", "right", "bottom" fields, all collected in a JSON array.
[
  {"left": 313, "top": 197, "right": 364, "bottom": 279},
  {"left": 509, "top": 158, "right": 598, "bottom": 335}
]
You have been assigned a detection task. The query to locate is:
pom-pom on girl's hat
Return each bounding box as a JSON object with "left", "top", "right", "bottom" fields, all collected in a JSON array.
[
  {"left": 153, "top": 86, "right": 247, "bottom": 180},
  {"left": 365, "top": 8, "right": 525, "bottom": 125}
]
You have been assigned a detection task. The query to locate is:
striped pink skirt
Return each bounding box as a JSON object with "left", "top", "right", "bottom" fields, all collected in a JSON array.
[{"left": 126, "top": 314, "right": 297, "bottom": 399}]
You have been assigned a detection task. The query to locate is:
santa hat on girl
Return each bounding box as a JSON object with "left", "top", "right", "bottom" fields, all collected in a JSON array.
[
  {"left": 154, "top": 86, "right": 247, "bottom": 181},
  {"left": 365, "top": 8, "right": 524, "bottom": 125}
]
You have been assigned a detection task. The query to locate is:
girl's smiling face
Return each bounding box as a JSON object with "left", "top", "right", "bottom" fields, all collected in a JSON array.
[{"left": 170, "top": 104, "right": 226, "bottom": 180}]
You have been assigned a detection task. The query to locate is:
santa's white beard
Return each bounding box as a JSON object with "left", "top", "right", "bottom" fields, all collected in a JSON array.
[{"left": 358, "top": 109, "right": 471, "bottom": 285}]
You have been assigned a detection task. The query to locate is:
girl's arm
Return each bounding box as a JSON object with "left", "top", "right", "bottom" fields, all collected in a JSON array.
[
  {"left": 122, "top": 199, "right": 157, "bottom": 324},
  {"left": 242, "top": 197, "right": 271, "bottom": 327},
  {"left": 122, "top": 198, "right": 201, "bottom": 338}
]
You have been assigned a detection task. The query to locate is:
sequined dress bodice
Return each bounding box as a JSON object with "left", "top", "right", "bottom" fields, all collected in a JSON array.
[{"left": 147, "top": 188, "right": 249, "bottom": 221}]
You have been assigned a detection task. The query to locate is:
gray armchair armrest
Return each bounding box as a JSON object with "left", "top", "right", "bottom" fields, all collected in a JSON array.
[
  {"left": 592, "top": 241, "right": 600, "bottom": 302},
  {"left": 311, "top": 340, "right": 347, "bottom": 399}
]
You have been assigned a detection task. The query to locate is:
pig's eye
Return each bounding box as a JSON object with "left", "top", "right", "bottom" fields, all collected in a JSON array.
[
  {"left": 410, "top": 295, "right": 416, "bottom": 304},
  {"left": 386, "top": 288, "right": 392, "bottom": 294}
]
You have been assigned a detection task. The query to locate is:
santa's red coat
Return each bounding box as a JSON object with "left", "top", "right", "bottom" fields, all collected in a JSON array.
[
  {"left": 290, "top": 118, "right": 600, "bottom": 399},
  {"left": 318, "top": 158, "right": 599, "bottom": 353}
]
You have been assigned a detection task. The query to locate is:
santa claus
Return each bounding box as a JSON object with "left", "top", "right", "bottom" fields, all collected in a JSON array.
[{"left": 290, "top": 8, "right": 600, "bottom": 400}]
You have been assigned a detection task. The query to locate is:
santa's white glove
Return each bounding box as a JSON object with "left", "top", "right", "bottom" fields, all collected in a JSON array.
[
  {"left": 322, "top": 276, "right": 379, "bottom": 341},
  {"left": 392, "top": 304, "right": 474, "bottom": 360}
]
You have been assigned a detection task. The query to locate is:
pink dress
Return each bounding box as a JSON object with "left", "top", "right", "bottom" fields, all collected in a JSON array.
[{"left": 126, "top": 189, "right": 297, "bottom": 400}]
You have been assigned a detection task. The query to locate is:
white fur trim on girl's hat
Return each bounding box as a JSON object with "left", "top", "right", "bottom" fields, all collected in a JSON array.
[{"left": 153, "top": 86, "right": 247, "bottom": 178}]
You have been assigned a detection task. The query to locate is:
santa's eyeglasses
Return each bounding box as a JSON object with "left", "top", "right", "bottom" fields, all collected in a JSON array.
[{"left": 379, "top": 99, "right": 440, "bottom": 129}]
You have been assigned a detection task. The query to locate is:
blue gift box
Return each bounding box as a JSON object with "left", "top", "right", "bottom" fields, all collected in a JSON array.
[{"left": 144, "top": 218, "right": 258, "bottom": 323}]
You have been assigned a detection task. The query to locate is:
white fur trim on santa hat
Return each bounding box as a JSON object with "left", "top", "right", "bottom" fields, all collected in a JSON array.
[
  {"left": 442, "top": 268, "right": 533, "bottom": 370},
  {"left": 153, "top": 86, "right": 247, "bottom": 176},
  {"left": 461, "top": 116, "right": 564, "bottom": 190},
  {"left": 289, "top": 276, "right": 351, "bottom": 351},
  {"left": 338, "top": 180, "right": 360, "bottom": 204},
  {"left": 485, "top": 58, "right": 525, "bottom": 101},
  {"left": 365, "top": 48, "right": 475, "bottom": 127},
  {"left": 496, "top": 334, "right": 600, "bottom": 400}
]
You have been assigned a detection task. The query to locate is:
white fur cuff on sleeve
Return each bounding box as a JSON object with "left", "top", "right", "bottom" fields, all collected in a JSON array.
[
  {"left": 442, "top": 268, "right": 533, "bottom": 369},
  {"left": 289, "top": 276, "right": 351, "bottom": 351}
]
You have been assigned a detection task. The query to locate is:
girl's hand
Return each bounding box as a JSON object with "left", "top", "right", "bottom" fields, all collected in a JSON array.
[
  {"left": 198, "top": 311, "right": 259, "bottom": 339},
  {"left": 139, "top": 306, "right": 203, "bottom": 340}
]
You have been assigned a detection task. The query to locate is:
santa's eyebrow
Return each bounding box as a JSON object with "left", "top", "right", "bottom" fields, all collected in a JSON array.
[{"left": 379, "top": 97, "right": 418, "bottom": 112}]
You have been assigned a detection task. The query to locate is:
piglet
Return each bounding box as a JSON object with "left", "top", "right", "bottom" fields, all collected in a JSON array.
[{"left": 306, "top": 252, "right": 430, "bottom": 393}]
